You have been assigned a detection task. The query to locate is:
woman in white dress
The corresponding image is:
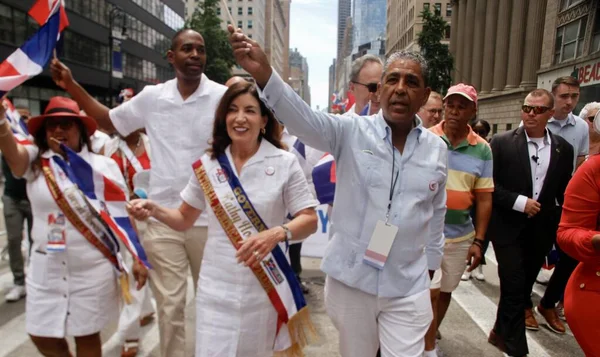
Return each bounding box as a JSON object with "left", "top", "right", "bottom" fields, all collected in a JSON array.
[
  {"left": 128, "top": 81, "right": 318, "bottom": 357},
  {"left": 0, "top": 97, "right": 147, "bottom": 357}
]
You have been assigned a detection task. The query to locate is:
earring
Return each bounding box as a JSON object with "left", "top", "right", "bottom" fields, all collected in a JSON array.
[{"left": 260, "top": 127, "right": 266, "bottom": 135}]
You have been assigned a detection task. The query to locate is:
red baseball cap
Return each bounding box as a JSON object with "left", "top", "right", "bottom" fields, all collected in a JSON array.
[
  {"left": 27, "top": 97, "right": 97, "bottom": 136},
  {"left": 444, "top": 83, "right": 478, "bottom": 106}
]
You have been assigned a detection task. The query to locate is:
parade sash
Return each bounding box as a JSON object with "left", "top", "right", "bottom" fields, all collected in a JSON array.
[
  {"left": 41, "top": 157, "right": 123, "bottom": 271},
  {"left": 118, "top": 139, "right": 144, "bottom": 174},
  {"left": 193, "top": 154, "right": 316, "bottom": 356}
]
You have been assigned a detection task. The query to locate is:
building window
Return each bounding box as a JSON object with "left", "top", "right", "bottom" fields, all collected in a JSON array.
[
  {"left": 248, "top": 20, "right": 253, "bottom": 29},
  {"left": 228, "top": 7, "right": 231, "bottom": 14},
  {"left": 248, "top": 6, "right": 253, "bottom": 15},
  {"left": 217, "top": 7, "right": 221, "bottom": 15},
  {"left": 554, "top": 16, "right": 587, "bottom": 63},
  {"left": 592, "top": 7, "right": 600, "bottom": 53},
  {"left": 62, "top": 30, "right": 109, "bottom": 71},
  {"left": 434, "top": 3, "right": 441, "bottom": 16},
  {"left": 423, "top": 2, "right": 430, "bottom": 11},
  {"left": 237, "top": 20, "right": 243, "bottom": 28},
  {"left": 248, "top": 34, "right": 253, "bottom": 39},
  {"left": 445, "top": 25, "right": 451, "bottom": 39},
  {"left": 492, "top": 124, "right": 498, "bottom": 135},
  {"left": 446, "top": 3, "right": 452, "bottom": 17},
  {"left": 560, "top": 0, "right": 585, "bottom": 12},
  {"left": 238, "top": 7, "right": 243, "bottom": 15},
  {"left": 506, "top": 123, "right": 513, "bottom": 130}
]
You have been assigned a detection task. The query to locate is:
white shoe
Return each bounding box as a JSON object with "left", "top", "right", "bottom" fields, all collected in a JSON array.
[
  {"left": 5, "top": 285, "right": 26, "bottom": 302},
  {"left": 473, "top": 265, "right": 485, "bottom": 281},
  {"left": 536, "top": 268, "right": 553, "bottom": 285},
  {"left": 461, "top": 267, "right": 471, "bottom": 281}
]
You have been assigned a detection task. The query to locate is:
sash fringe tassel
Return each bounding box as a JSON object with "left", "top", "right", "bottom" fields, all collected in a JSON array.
[
  {"left": 274, "top": 306, "right": 318, "bottom": 357},
  {"left": 119, "top": 273, "right": 132, "bottom": 305}
]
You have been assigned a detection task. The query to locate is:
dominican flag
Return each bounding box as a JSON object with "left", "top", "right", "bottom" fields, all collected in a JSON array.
[
  {"left": 311, "top": 153, "right": 336, "bottom": 205},
  {"left": 0, "top": 8, "right": 61, "bottom": 97},
  {"left": 2, "top": 98, "right": 33, "bottom": 145},
  {"left": 59, "top": 143, "right": 151, "bottom": 269},
  {"left": 359, "top": 101, "right": 371, "bottom": 116},
  {"left": 29, "top": 0, "right": 70, "bottom": 32}
]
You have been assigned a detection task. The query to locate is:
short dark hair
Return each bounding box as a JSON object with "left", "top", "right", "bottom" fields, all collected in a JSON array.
[
  {"left": 472, "top": 119, "right": 491, "bottom": 137},
  {"left": 551, "top": 76, "right": 580, "bottom": 93},
  {"left": 170, "top": 28, "right": 200, "bottom": 51},
  {"left": 208, "top": 81, "right": 283, "bottom": 159},
  {"left": 528, "top": 88, "right": 555, "bottom": 108}
]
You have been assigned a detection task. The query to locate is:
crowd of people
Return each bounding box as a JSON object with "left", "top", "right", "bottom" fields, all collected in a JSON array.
[{"left": 0, "top": 24, "right": 599, "bottom": 357}]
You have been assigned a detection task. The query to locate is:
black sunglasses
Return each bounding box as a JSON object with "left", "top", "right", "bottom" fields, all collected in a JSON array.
[
  {"left": 352, "top": 81, "right": 378, "bottom": 93},
  {"left": 46, "top": 117, "right": 76, "bottom": 130},
  {"left": 521, "top": 105, "right": 551, "bottom": 115},
  {"left": 587, "top": 115, "right": 595, "bottom": 123}
]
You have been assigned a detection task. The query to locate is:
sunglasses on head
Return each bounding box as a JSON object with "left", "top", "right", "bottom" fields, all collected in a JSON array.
[
  {"left": 46, "top": 117, "right": 76, "bottom": 130},
  {"left": 352, "top": 81, "right": 378, "bottom": 93},
  {"left": 521, "top": 105, "right": 551, "bottom": 115}
]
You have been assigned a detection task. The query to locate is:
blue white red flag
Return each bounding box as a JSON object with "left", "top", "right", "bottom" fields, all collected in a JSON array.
[
  {"left": 1, "top": 98, "right": 33, "bottom": 145},
  {"left": 359, "top": 101, "right": 371, "bottom": 116},
  {"left": 311, "top": 153, "right": 336, "bottom": 205},
  {"left": 0, "top": 8, "right": 61, "bottom": 97},
  {"left": 59, "top": 143, "right": 151, "bottom": 269},
  {"left": 29, "top": 0, "right": 70, "bottom": 32}
]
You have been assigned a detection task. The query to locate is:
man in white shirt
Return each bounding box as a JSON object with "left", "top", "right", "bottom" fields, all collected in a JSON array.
[
  {"left": 49, "top": 29, "right": 227, "bottom": 357},
  {"left": 229, "top": 26, "right": 447, "bottom": 357},
  {"left": 346, "top": 55, "right": 383, "bottom": 116}
]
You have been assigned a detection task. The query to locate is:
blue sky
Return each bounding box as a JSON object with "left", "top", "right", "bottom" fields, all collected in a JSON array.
[{"left": 289, "top": 0, "right": 338, "bottom": 110}]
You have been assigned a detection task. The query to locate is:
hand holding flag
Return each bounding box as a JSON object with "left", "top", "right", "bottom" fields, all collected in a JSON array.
[{"left": 49, "top": 58, "right": 74, "bottom": 91}]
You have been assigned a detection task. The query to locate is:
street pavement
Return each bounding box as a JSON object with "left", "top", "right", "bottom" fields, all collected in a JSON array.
[{"left": 0, "top": 213, "right": 585, "bottom": 357}]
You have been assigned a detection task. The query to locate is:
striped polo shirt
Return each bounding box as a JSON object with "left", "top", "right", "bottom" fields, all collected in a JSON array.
[{"left": 430, "top": 122, "right": 494, "bottom": 243}]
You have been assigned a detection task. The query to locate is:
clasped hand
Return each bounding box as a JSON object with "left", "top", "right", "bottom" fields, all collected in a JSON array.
[
  {"left": 126, "top": 199, "right": 155, "bottom": 221},
  {"left": 236, "top": 227, "right": 284, "bottom": 268}
]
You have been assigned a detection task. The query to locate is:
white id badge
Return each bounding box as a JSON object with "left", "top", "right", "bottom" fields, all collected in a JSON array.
[{"left": 363, "top": 220, "right": 399, "bottom": 270}]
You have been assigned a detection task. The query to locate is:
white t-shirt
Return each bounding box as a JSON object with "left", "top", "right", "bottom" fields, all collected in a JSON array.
[
  {"left": 108, "top": 75, "right": 227, "bottom": 226},
  {"left": 90, "top": 130, "right": 110, "bottom": 154}
]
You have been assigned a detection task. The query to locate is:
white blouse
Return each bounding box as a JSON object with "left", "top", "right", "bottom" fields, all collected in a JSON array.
[
  {"left": 22, "top": 146, "right": 126, "bottom": 338},
  {"left": 180, "top": 140, "right": 318, "bottom": 357}
]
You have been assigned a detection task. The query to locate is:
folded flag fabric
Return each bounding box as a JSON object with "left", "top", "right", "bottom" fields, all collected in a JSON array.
[
  {"left": 29, "top": 0, "right": 70, "bottom": 32},
  {"left": 359, "top": 102, "right": 371, "bottom": 116},
  {"left": 311, "top": 153, "right": 336, "bottom": 205},
  {"left": 2, "top": 98, "right": 33, "bottom": 145},
  {"left": 0, "top": 7, "right": 61, "bottom": 98},
  {"left": 59, "top": 143, "right": 151, "bottom": 269}
]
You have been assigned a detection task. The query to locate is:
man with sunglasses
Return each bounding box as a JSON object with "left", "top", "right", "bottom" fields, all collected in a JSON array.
[
  {"left": 487, "top": 89, "right": 573, "bottom": 357},
  {"left": 346, "top": 55, "right": 383, "bottom": 116}
]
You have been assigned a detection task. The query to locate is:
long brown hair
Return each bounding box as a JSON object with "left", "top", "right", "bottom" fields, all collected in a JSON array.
[
  {"left": 208, "top": 81, "right": 284, "bottom": 159},
  {"left": 31, "top": 118, "right": 93, "bottom": 175}
]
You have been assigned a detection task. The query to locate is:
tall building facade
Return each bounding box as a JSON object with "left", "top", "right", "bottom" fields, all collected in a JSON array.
[
  {"left": 352, "top": 0, "right": 386, "bottom": 53},
  {"left": 328, "top": 58, "right": 336, "bottom": 112},
  {"left": 0, "top": 0, "right": 183, "bottom": 115},
  {"left": 337, "top": 0, "right": 352, "bottom": 61},
  {"left": 289, "top": 48, "right": 310, "bottom": 104},
  {"left": 186, "top": 0, "right": 288, "bottom": 79},
  {"left": 386, "top": 0, "right": 452, "bottom": 55},
  {"left": 450, "top": 0, "right": 600, "bottom": 135}
]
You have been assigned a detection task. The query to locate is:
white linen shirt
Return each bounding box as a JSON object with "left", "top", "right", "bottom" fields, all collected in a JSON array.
[
  {"left": 21, "top": 146, "right": 124, "bottom": 338},
  {"left": 109, "top": 74, "right": 227, "bottom": 226},
  {"left": 179, "top": 140, "right": 318, "bottom": 356},
  {"left": 512, "top": 130, "right": 552, "bottom": 212},
  {"left": 257, "top": 70, "right": 448, "bottom": 298}
]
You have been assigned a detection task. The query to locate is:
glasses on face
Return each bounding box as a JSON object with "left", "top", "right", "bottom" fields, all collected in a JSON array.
[
  {"left": 427, "top": 108, "right": 443, "bottom": 115},
  {"left": 521, "top": 105, "right": 551, "bottom": 115},
  {"left": 352, "top": 81, "right": 378, "bottom": 93},
  {"left": 46, "top": 117, "right": 75, "bottom": 130},
  {"left": 587, "top": 115, "right": 596, "bottom": 123}
]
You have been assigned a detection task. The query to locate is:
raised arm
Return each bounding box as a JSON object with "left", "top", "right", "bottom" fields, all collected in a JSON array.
[
  {"left": 50, "top": 59, "right": 115, "bottom": 133},
  {"left": 228, "top": 25, "right": 347, "bottom": 155},
  {"left": 0, "top": 105, "right": 31, "bottom": 177}
]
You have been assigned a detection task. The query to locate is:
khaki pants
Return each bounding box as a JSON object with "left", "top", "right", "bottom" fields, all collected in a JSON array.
[{"left": 143, "top": 220, "right": 208, "bottom": 357}]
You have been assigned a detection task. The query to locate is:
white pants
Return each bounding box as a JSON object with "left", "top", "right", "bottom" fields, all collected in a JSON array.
[{"left": 325, "top": 276, "right": 432, "bottom": 357}]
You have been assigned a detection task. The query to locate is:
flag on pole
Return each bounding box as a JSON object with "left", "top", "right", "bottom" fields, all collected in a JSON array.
[
  {"left": 0, "top": 8, "right": 61, "bottom": 97},
  {"left": 311, "top": 153, "right": 336, "bottom": 205},
  {"left": 29, "top": 0, "right": 70, "bottom": 32},
  {"left": 60, "top": 143, "right": 151, "bottom": 269},
  {"left": 1, "top": 98, "right": 33, "bottom": 145}
]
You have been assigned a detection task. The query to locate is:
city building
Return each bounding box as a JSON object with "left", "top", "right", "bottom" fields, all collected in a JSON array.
[
  {"left": 0, "top": 0, "right": 184, "bottom": 115},
  {"left": 386, "top": 0, "right": 452, "bottom": 55},
  {"left": 187, "top": 0, "right": 288, "bottom": 80},
  {"left": 450, "top": 0, "right": 600, "bottom": 135},
  {"left": 335, "top": 17, "right": 353, "bottom": 100},
  {"left": 337, "top": 0, "right": 352, "bottom": 61},
  {"left": 289, "top": 48, "right": 310, "bottom": 105},
  {"left": 352, "top": 38, "right": 386, "bottom": 61},
  {"left": 328, "top": 58, "right": 336, "bottom": 112},
  {"left": 352, "top": 0, "right": 386, "bottom": 54}
]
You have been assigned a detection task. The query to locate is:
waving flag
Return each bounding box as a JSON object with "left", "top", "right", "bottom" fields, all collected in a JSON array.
[
  {"left": 2, "top": 98, "right": 33, "bottom": 145},
  {"left": 311, "top": 153, "right": 336, "bottom": 205},
  {"left": 29, "top": 0, "right": 70, "bottom": 32},
  {"left": 0, "top": 8, "right": 61, "bottom": 98},
  {"left": 59, "top": 143, "right": 151, "bottom": 269}
]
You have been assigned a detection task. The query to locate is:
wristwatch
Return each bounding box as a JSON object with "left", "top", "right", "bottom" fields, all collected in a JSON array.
[{"left": 280, "top": 224, "right": 292, "bottom": 243}]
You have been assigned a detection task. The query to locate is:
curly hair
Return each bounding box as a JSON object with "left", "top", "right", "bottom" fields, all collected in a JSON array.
[{"left": 208, "top": 81, "right": 284, "bottom": 159}]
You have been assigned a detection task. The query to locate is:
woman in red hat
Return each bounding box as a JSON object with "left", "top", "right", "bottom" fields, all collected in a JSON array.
[{"left": 0, "top": 97, "right": 147, "bottom": 357}]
